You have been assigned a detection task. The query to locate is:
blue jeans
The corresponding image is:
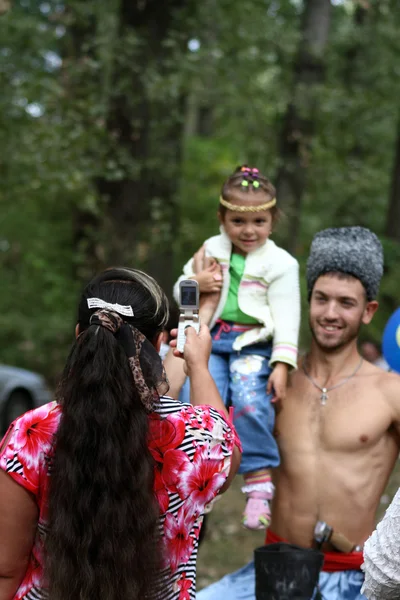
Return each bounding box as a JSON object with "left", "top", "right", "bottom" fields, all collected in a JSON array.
[
  {"left": 196, "top": 561, "right": 366, "bottom": 600},
  {"left": 179, "top": 323, "right": 279, "bottom": 473}
]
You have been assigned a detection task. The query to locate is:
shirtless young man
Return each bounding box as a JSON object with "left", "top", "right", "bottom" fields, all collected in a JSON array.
[{"left": 197, "top": 226, "right": 400, "bottom": 600}]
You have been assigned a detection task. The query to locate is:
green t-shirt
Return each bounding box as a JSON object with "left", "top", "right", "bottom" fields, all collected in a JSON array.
[{"left": 220, "top": 253, "right": 259, "bottom": 325}]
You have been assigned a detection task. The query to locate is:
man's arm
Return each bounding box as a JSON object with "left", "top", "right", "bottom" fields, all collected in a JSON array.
[
  {"left": 164, "top": 245, "right": 221, "bottom": 398},
  {"left": 382, "top": 371, "right": 400, "bottom": 436},
  {"left": 0, "top": 470, "right": 38, "bottom": 600},
  {"left": 172, "top": 244, "right": 222, "bottom": 301},
  {"left": 172, "top": 256, "right": 195, "bottom": 304},
  {"left": 188, "top": 245, "right": 222, "bottom": 294},
  {"left": 163, "top": 294, "right": 221, "bottom": 398}
]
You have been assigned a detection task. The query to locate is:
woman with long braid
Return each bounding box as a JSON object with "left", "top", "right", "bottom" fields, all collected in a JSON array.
[{"left": 0, "top": 267, "right": 241, "bottom": 600}]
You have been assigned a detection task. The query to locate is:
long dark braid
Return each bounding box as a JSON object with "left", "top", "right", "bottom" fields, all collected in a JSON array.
[{"left": 46, "top": 268, "right": 169, "bottom": 600}]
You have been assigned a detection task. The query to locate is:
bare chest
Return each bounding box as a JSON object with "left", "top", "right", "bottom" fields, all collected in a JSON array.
[{"left": 276, "top": 379, "right": 393, "bottom": 454}]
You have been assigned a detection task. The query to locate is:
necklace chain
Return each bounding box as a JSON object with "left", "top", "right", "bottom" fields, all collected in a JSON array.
[{"left": 303, "top": 356, "right": 364, "bottom": 406}]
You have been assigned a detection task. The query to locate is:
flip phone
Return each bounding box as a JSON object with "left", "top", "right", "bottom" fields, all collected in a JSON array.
[{"left": 177, "top": 279, "right": 200, "bottom": 353}]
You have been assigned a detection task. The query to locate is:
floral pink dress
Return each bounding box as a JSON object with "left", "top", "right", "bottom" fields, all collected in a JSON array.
[{"left": 0, "top": 397, "right": 240, "bottom": 600}]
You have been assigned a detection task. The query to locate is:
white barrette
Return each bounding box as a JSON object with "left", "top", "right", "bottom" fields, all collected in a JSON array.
[{"left": 87, "top": 297, "right": 134, "bottom": 317}]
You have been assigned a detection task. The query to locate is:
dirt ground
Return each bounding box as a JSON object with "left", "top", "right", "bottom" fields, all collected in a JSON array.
[{"left": 197, "top": 464, "right": 400, "bottom": 591}]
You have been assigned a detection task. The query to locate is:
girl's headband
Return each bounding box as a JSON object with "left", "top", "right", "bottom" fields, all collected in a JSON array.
[{"left": 219, "top": 196, "right": 276, "bottom": 213}]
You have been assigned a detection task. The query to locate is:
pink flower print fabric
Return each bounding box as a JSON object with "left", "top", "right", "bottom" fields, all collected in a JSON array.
[
  {"left": 148, "top": 400, "right": 241, "bottom": 598},
  {"left": 0, "top": 400, "right": 61, "bottom": 600},
  {"left": 0, "top": 397, "right": 240, "bottom": 600}
]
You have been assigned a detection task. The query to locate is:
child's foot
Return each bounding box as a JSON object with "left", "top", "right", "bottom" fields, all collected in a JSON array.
[{"left": 242, "top": 491, "right": 271, "bottom": 530}]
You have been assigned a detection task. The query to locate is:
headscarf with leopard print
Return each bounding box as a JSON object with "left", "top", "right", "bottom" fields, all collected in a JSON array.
[{"left": 89, "top": 308, "right": 169, "bottom": 412}]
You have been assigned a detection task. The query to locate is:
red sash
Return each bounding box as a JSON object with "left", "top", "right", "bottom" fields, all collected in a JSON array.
[{"left": 265, "top": 530, "right": 363, "bottom": 573}]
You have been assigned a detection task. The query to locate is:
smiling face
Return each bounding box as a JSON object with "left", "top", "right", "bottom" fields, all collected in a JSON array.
[
  {"left": 219, "top": 206, "right": 273, "bottom": 255},
  {"left": 309, "top": 273, "right": 378, "bottom": 353}
]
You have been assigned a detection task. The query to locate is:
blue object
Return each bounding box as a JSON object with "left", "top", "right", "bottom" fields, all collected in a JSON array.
[
  {"left": 197, "top": 560, "right": 366, "bottom": 600},
  {"left": 382, "top": 307, "right": 400, "bottom": 374}
]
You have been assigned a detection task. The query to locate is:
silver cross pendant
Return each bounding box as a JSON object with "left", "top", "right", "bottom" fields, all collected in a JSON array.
[{"left": 320, "top": 388, "right": 328, "bottom": 405}]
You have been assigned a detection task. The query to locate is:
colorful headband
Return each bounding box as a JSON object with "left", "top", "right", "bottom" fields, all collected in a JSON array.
[{"left": 219, "top": 196, "right": 276, "bottom": 212}]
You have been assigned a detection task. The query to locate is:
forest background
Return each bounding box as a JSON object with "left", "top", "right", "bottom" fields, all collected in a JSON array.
[
  {"left": 1, "top": 0, "right": 400, "bottom": 379},
  {"left": 1, "top": 0, "right": 400, "bottom": 584}
]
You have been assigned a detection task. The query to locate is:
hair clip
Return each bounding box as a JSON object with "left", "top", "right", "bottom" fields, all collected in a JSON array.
[
  {"left": 253, "top": 181, "right": 260, "bottom": 189},
  {"left": 241, "top": 166, "right": 251, "bottom": 172},
  {"left": 241, "top": 180, "right": 249, "bottom": 187},
  {"left": 87, "top": 298, "right": 134, "bottom": 316},
  {"left": 252, "top": 168, "right": 259, "bottom": 174}
]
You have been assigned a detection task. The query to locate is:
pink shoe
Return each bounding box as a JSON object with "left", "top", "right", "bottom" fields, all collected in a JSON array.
[{"left": 242, "top": 491, "right": 271, "bottom": 530}]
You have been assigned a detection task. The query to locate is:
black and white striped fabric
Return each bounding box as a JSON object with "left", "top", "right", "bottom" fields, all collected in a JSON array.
[{"left": 0, "top": 397, "right": 237, "bottom": 600}]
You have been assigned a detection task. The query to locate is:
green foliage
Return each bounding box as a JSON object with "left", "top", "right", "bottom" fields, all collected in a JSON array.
[
  {"left": 177, "top": 0, "right": 400, "bottom": 350},
  {"left": 1, "top": 0, "right": 400, "bottom": 382}
]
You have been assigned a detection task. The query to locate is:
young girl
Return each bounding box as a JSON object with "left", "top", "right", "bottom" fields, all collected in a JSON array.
[{"left": 174, "top": 165, "right": 300, "bottom": 530}]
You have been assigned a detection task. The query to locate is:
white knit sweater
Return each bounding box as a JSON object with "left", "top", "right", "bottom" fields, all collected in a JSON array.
[
  {"left": 362, "top": 488, "right": 400, "bottom": 600},
  {"left": 173, "top": 228, "right": 300, "bottom": 369}
]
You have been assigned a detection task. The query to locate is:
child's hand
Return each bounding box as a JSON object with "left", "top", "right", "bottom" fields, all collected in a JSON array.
[
  {"left": 267, "top": 363, "right": 289, "bottom": 403},
  {"left": 192, "top": 262, "right": 222, "bottom": 293}
]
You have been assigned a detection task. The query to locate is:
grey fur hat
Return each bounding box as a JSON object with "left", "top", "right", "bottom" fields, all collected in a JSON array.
[{"left": 306, "top": 226, "right": 384, "bottom": 301}]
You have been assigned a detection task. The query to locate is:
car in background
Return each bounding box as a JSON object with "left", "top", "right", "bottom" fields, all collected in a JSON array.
[{"left": 0, "top": 364, "right": 52, "bottom": 434}]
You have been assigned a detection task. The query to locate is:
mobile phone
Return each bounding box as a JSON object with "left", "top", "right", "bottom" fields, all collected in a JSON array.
[{"left": 177, "top": 279, "right": 200, "bottom": 353}]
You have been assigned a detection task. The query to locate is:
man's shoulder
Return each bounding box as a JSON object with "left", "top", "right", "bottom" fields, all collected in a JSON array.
[
  {"left": 288, "top": 357, "right": 399, "bottom": 396},
  {"left": 377, "top": 369, "right": 400, "bottom": 401},
  {"left": 362, "top": 366, "right": 400, "bottom": 419},
  {"left": 357, "top": 361, "right": 399, "bottom": 393}
]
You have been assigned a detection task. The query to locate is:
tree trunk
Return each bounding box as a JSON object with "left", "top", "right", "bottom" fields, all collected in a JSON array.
[
  {"left": 330, "top": 2, "right": 369, "bottom": 223},
  {"left": 342, "top": 3, "right": 369, "bottom": 88},
  {"left": 385, "top": 118, "right": 400, "bottom": 242},
  {"left": 64, "top": 0, "right": 192, "bottom": 295},
  {"left": 275, "top": 0, "right": 332, "bottom": 252}
]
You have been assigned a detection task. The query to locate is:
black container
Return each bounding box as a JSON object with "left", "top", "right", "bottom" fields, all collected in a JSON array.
[{"left": 254, "top": 542, "right": 324, "bottom": 600}]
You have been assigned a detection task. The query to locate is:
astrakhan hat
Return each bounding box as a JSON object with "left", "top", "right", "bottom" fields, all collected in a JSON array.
[{"left": 306, "top": 226, "right": 384, "bottom": 301}]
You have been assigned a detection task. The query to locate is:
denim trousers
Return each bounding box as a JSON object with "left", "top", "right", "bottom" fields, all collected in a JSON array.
[
  {"left": 196, "top": 561, "right": 366, "bottom": 600},
  {"left": 179, "top": 322, "right": 280, "bottom": 474}
]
